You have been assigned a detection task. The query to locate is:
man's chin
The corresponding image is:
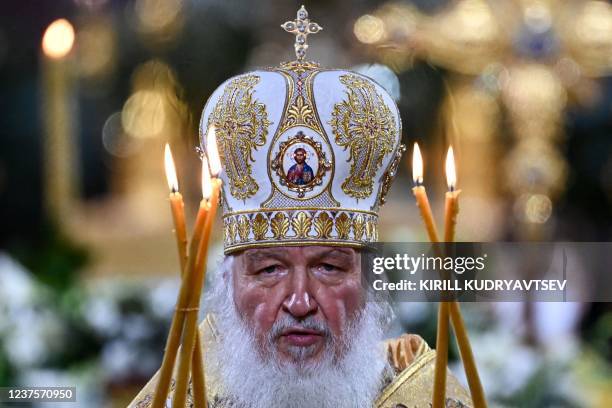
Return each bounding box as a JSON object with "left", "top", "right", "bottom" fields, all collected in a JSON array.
[{"left": 275, "top": 342, "right": 326, "bottom": 367}]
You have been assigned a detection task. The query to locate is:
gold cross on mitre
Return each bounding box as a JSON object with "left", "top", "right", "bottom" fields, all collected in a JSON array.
[{"left": 281, "top": 5, "right": 322, "bottom": 61}]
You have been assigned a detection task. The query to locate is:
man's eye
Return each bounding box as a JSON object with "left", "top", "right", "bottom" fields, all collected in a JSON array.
[
  {"left": 260, "top": 265, "right": 279, "bottom": 274},
  {"left": 320, "top": 263, "right": 338, "bottom": 272}
]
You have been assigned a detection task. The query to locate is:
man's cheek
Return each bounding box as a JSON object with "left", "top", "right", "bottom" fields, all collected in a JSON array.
[
  {"left": 319, "top": 283, "right": 363, "bottom": 333},
  {"left": 311, "top": 286, "right": 345, "bottom": 335},
  {"left": 251, "top": 302, "right": 278, "bottom": 333}
]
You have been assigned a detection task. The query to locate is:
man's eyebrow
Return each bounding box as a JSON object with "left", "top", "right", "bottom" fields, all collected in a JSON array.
[
  {"left": 314, "top": 248, "right": 354, "bottom": 260},
  {"left": 245, "top": 249, "right": 287, "bottom": 262}
]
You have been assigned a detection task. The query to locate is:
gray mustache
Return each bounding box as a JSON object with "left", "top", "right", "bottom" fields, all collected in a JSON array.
[{"left": 268, "top": 315, "right": 333, "bottom": 341}]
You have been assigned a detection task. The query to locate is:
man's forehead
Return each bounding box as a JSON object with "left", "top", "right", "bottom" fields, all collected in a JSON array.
[{"left": 241, "top": 246, "right": 357, "bottom": 261}]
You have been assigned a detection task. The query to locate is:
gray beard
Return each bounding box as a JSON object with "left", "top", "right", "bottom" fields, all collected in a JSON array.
[{"left": 204, "top": 257, "right": 392, "bottom": 408}]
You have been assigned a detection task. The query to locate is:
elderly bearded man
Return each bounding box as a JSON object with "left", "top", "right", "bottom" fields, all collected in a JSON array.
[{"left": 130, "top": 6, "right": 472, "bottom": 408}]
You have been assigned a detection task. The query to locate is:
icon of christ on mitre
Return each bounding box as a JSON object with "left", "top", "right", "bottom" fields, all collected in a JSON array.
[{"left": 130, "top": 6, "right": 472, "bottom": 408}]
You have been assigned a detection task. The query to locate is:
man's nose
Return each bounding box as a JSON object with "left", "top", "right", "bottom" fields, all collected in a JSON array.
[{"left": 281, "top": 269, "right": 318, "bottom": 318}]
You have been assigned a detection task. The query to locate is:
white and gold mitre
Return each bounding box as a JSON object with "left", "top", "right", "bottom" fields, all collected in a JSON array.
[{"left": 199, "top": 6, "right": 404, "bottom": 254}]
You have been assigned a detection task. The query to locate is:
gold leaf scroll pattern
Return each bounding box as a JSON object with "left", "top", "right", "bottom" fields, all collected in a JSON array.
[
  {"left": 237, "top": 215, "right": 250, "bottom": 242},
  {"left": 330, "top": 74, "right": 397, "bottom": 199},
  {"left": 208, "top": 74, "right": 271, "bottom": 200},
  {"left": 252, "top": 213, "right": 269, "bottom": 241},
  {"left": 314, "top": 212, "right": 333, "bottom": 238},
  {"left": 335, "top": 212, "right": 351, "bottom": 239},
  {"left": 292, "top": 211, "right": 313, "bottom": 239},
  {"left": 275, "top": 64, "right": 323, "bottom": 134},
  {"left": 365, "top": 218, "right": 377, "bottom": 241},
  {"left": 271, "top": 212, "right": 289, "bottom": 239},
  {"left": 285, "top": 95, "right": 318, "bottom": 130},
  {"left": 223, "top": 211, "right": 379, "bottom": 247},
  {"left": 353, "top": 214, "right": 365, "bottom": 240}
]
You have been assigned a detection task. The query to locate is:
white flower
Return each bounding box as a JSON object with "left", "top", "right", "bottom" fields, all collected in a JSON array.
[
  {"left": 101, "top": 339, "right": 138, "bottom": 379},
  {"left": 148, "top": 278, "right": 179, "bottom": 319},
  {"left": 4, "top": 308, "right": 65, "bottom": 368},
  {"left": 122, "top": 315, "right": 154, "bottom": 341},
  {"left": 0, "top": 253, "right": 36, "bottom": 310},
  {"left": 83, "top": 296, "right": 121, "bottom": 336}
]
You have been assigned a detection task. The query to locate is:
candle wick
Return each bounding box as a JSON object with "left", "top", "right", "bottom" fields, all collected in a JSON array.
[
  {"left": 171, "top": 187, "right": 178, "bottom": 194},
  {"left": 449, "top": 185, "right": 455, "bottom": 193}
]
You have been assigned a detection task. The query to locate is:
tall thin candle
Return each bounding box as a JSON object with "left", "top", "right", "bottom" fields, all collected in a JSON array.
[
  {"left": 163, "top": 143, "right": 207, "bottom": 408},
  {"left": 164, "top": 144, "right": 188, "bottom": 269},
  {"left": 411, "top": 144, "right": 440, "bottom": 242},
  {"left": 173, "top": 148, "right": 221, "bottom": 407},
  {"left": 442, "top": 148, "right": 487, "bottom": 408},
  {"left": 152, "top": 161, "right": 211, "bottom": 408}
]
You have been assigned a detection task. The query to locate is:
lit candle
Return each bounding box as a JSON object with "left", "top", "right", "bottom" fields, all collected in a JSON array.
[
  {"left": 411, "top": 145, "right": 486, "bottom": 408},
  {"left": 164, "top": 144, "right": 188, "bottom": 271},
  {"left": 443, "top": 147, "right": 460, "bottom": 242},
  {"left": 173, "top": 129, "right": 222, "bottom": 408},
  {"left": 164, "top": 143, "right": 207, "bottom": 408},
  {"left": 432, "top": 147, "right": 463, "bottom": 408},
  {"left": 152, "top": 161, "right": 211, "bottom": 408},
  {"left": 443, "top": 148, "right": 487, "bottom": 408},
  {"left": 41, "top": 19, "right": 78, "bottom": 222},
  {"left": 411, "top": 143, "right": 440, "bottom": 243},
  {"left": 409, "top": 143, "right": 450, "bottom": 408}
]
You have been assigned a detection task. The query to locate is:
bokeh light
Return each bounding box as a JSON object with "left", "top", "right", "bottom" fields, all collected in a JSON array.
[
  {"left": 102, "top": 112, "right": 142, "bottom": 157},
  {"left": 42, "top": 19, "right": 75, "bottom": 59},
  {"left": 353, "top": 14, "right": 385, "bottom": 44},
  {"left": 575, "top": 1, "right": 612, "bottom": 44},
  {"left": 134, "top": 0, "right": 184, "bottom": 39},
  {"left": 504, "top": 139, "right": 568, "bottom": 198},
  {"left": 514, "top": 193, "right": 553, "bottom": 224},
  {"left": 77, "top": 19, "right": 115, "bottom": 78},
  {"left": 121, "top": 90, "right": 166, "bottom": 139},
  {"left": 440, "top": 0, "right": 498, "bottom": 44},
  {"left": 523, "top": 2, "right": 552, "bottom": 34}
]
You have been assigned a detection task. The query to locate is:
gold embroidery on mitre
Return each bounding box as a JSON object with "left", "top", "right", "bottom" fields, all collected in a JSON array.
[
  {"left": 353, "top": 214, "right": 365, "bottom": 240},
  {"left": 278, "top": 60, "right": 320, "bottom": 75},
  {"left": 292, "top": 211, "right": 312, "bottom": 238},
  {"left": 286, "top": 95, "right": 317, "bottom": 130},
  {"left": 252, "top": 213, "right": 269, "bottom": 240},
  {"left": 335, "top": 212, "right": 352, "bottom": 239},
  {"left": 270, "top": 212, "right": 290, "bottom": 239},
  {"left": 314, "top": 212, "right": 333, "bottom": 238},
  {"left": 221, "top": 209, "right": 379, "bottom": 253},
  {"left": 365, "top": 217, "right": 376, "bottom": 241},
  {"left": 275, "top": 63, "right": 323, "bottom": 135},
  {"left": 331, "top": 74, "right": 397, "bottom": 199},
  {"left": 208, "top": 74, "right": 271, "bottom": 200},
  {"left": 237, "top": 215, "right": 250, "bottom": 242},
  {"left": 379, "top": 144, "right": 406, "bottom": 206}
]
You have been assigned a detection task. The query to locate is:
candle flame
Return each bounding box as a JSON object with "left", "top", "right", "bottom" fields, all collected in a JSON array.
[
  {"left": 164, "top": 143, "right": 179, "bottom": 193},
  {"left": 207, "top": 126, "right": 222, "bottom": 177},
  {"left": 42, "top": 19, "right": 75, "bottom": 59},
  {"left": 201, "top": 156, "right": 213, "bottom": 200},
  {"left": 445, "top": 146, "right": 457, "bottom": 191},
  {"left": 412, "top": 143, "right": 423, "bottom": 185}
]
